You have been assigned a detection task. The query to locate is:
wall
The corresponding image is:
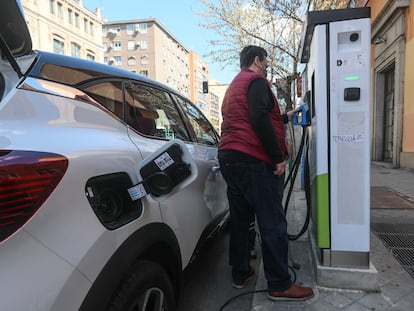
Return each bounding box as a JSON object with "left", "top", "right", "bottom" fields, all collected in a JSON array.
[
  {"left": 368, "top": 0, "right": 414, "bottom": 168},
  {"left": 401, "top": 2, "right": 414, "bottom": 167}
]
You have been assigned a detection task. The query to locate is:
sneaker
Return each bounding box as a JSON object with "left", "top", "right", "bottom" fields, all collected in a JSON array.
[
  {"left": 267, "top": 284, "right": 314, "bottom": 301},
  {"left": 232, "top": 266, "right": 255, "bottom": 289}
]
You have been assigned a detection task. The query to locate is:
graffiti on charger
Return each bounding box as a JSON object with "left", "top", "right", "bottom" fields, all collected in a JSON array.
[{"left": 332, "top": 134, "right": 366, "bottom": 143}]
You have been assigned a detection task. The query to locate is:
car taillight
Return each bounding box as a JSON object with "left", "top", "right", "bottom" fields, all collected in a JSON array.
[{"left": 0, "top": 150, "right": 68, "bottom": 243}]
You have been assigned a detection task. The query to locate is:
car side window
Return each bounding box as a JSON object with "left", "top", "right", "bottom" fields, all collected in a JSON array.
[
  {"left": 82, "top": 81, "right": 124, "bottom": 119},
  {"left": 124, "top": 82, "right": 190, "bottom": 140},
  {"left": 173, "top": 95, "right": 219, "bottom": 146}
]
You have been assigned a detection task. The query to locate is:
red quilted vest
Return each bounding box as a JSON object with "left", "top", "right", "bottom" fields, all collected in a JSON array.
[{"left": 219, "top": 69, "right": 287, "bottom": 164}]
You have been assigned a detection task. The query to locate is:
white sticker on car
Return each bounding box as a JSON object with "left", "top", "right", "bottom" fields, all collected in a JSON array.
[
  {"left": 128, "top": 183, "right": 148, "bottom": 201},
  {"left": 154, "top": 152, "right": 175, "bottom": 171}
]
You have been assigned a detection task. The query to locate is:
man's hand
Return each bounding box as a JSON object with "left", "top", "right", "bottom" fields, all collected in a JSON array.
[
  {"left": 286, "top": 108, "right": 300, "bottom": 122},
  {"left": 274, "top": 160, "right": 287, "bottom": 176}
]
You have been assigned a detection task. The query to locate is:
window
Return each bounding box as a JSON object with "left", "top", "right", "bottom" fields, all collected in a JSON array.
[
  {"left": 57, "top": 2, "right": 63, "bottom": 18},
  {"left": 127, "top": 57, "right": 136, "bottom": 66},
  {"left": 82, "top": 81, "right": 124, "bottom": 119},
  {"left": 126, "top": 24, "right": 135, "bottom": 35},
  {"left": 114, "top": 56, "right": 122, "bottom": 65},
  {"left": 75, "top": 13, "right": 79, "bottom": 27},
  {"left": 124, "top": 83, "right": 189, "bottom": 140},
  {"left": 90, "top": 22, "right": 94, "bottom": 36},
  {"left": 139, "top": 70, "right": 148, "bottom": 77},
  {"left": 49, "top": 0, "right": 55, "bottom": 14},
  {"left": 113, "top": 41, "right": 122, "bottom": 51},
  {"left": 53, "top": 38, "right": 64, "bottom": 54},
  {"left": 139, "top": 23, "right": 148, "bottom": 33},
  {"left": 127, "top": 40, "right": 135, "bottom": 50},
  {"left": 86, "top": 52, "right": 95, "bottom": 61},
  {"left": 71, "top": 42, "right": 81, "bottom": 57},
  {"left": 68, "top": 9, "right": 73, "bottom": 24},
  {"left": 140, "top": 55, "right": 148, "bottom": 65},
  {"left": 140, "top": 39, "right": 148, "bottom": 49},
  {"left": 84, "top": 18, "right": 88, "bottom": 32},
  {"left": 198, "top": 102, "right": 207, "bottom": 111},
  {"left": 173, "top": 95, "right": 218, "bottom": 145}
]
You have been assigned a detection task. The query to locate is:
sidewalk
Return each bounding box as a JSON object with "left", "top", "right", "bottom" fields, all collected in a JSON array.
[{"left": 251, "top": 162, "right": 414, "bottom": 310}]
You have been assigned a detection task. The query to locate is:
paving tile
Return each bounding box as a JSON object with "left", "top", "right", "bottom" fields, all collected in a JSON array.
[
  {"left": 322, "top": 292, "right": 354, "bottom": 308},
  {"left": 357, "top": 292, "right": 392, "bottom": 310},
  {"left": 344, "top": 302, "right": 376, "bottom": 311},
  {"left": 342, "top": 290, "right": 366, "bottom": 302},
  {"left": 380, "top": 281, "right": 412, "bottom": 304},
  {"left": 383, "top": 292, "right": 414, "bottom": 310},
  {"left": 305, "top": 299, "right": 342, "bottom": 311}
]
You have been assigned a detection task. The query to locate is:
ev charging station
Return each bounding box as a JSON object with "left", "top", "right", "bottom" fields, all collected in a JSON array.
[{"left": 299, "top": 8, "right": 371, "bottom": 269}]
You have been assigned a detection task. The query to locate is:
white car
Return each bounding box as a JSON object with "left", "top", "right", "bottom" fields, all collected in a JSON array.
[{"left": 0, "top": 1, "right": 229, "bottom": 310}]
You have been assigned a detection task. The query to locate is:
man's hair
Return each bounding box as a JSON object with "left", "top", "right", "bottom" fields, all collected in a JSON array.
[{"left": 239, "top": 45, "right": 268, "bottom": 69}]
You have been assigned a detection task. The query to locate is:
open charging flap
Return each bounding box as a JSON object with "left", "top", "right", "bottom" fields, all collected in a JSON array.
[{"left": 128, "top": 139, "right": 198, "bottom": 202}]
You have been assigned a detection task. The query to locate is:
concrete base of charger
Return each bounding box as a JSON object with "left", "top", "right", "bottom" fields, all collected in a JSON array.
[{"left": 308, "top": 228, "right": 379, "bottom": 292}]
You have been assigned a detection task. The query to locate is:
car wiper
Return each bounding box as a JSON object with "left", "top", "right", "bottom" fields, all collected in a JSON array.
[{"left": 0, "top": 33, "right": 23, "bottom": 78}]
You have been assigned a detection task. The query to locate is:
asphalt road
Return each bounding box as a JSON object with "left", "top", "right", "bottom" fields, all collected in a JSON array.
[{"left": 176, "top": 229, "right": 263, "bottom": 311}]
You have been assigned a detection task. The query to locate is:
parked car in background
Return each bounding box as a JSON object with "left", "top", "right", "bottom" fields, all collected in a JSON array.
[{"left": 0, "top": 1, "right": 229, "bottom": 310}]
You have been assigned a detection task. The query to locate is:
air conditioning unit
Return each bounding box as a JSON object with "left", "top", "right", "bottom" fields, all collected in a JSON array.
[
  {"left": 135, "top": 42, "right": 140, "bottom": 47},
  {"left": 107, "top": 28, "right": 117, "bottom": 35},
  {"left": 108, "top": 57, "right": 115, "bottom": 63},
  {"left": 134, "top": 24, "right": 140, "bottom": 33}
]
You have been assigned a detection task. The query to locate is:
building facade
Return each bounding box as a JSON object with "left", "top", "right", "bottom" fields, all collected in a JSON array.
[
  {"left": 189, "top": 52, "right": 212, "bottom": 121},
  {"left": 188, "top": 52, "right": 224, "bottom": 131},
  {"left": 21, "top": 0, "right": 103, "bottom": 61},
  {"left": 365, "top": 0, "right": 414, "bottom": 168},
  {"left": 103, "top": 18, "right": 191, "bottom": 98},
  {"left": 209, "top": 80, "right": 228, "bottom": 133}
]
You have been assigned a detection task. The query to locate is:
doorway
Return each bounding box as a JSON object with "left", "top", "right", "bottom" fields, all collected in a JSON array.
[{"left": 382, "top": 64, "right": 395, "bottom": 162}]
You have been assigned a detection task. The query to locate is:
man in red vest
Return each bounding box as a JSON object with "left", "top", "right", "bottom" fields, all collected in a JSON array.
[{"left": 218, "top": 45, "right": 314, "bottom": 301}]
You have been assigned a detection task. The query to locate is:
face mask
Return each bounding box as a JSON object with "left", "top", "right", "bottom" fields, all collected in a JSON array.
[
  {"left": 256, "top": 58, "right": 267, "bottom": 77},
  {"left": 260, "top": 64, "right": 267, "bottom": 77}
]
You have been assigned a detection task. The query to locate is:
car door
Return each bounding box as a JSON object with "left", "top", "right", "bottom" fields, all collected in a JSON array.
[
  {"left": 171, "top": 93, "right": 228, "bottom": 221},
  {"left": 123, "top": 81, "right": 228, "bottom": 267}
]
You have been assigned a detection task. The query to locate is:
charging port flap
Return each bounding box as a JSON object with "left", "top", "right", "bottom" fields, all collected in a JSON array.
[{"left": 128, "top": 139, "right": 198, "bottom": 202}]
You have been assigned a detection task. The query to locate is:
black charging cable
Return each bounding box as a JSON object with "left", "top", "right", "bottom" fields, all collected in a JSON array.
[{"left": 284, "top": 126, "right": 311, "bottom": 241}]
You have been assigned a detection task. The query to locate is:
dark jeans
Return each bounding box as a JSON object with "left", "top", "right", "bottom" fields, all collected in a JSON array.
[{"left": 219, "top": 159, "right": 292, "bottom": 291}]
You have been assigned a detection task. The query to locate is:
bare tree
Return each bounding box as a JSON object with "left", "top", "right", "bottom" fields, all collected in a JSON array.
[
  {"left": 311, "top": 0, "right": 350, "bottom": 10},
  {"left": 197, "top": 0, "right": 351, "bottom": 110}
]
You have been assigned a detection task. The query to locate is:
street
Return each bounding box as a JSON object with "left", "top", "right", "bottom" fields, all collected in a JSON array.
[{"left": 176, "top": 229, "right": 262, "bottom": 311}]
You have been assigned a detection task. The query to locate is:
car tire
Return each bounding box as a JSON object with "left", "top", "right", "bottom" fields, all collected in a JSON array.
[{"left": 107, "top": 260, "right": 176, "bottom": 311}]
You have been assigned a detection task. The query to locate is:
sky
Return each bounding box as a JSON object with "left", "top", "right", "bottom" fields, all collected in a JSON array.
[{"left": 82, "top": 0, "right": 239, "bottom": 84}]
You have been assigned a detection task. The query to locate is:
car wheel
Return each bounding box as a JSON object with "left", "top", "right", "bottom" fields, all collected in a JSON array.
[{"left": 107, "top": 260, "right": 176, "bottom": 311}]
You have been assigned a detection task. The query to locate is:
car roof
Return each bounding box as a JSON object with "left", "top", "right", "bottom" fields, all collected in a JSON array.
[{"left": 28, "top": 50, "right": 184, "bottom": 96}]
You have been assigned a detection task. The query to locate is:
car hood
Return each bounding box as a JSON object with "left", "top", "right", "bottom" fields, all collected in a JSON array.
[{"left": 0, "top": 0, "right": 32, "bottom": 57}]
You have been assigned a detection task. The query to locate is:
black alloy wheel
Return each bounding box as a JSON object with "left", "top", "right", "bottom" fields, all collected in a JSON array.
[{"left": 108, "top": 260, "right": 175, "bottom": 311}]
